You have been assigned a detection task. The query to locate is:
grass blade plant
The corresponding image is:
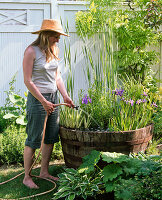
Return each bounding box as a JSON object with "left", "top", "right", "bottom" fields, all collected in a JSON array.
[{"left": 111, "top": 77, "right": 159, "bottom": 131}]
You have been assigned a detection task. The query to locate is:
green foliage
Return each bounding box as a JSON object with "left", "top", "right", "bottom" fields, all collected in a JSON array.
[
  {"left": 146, "top": 139, "right": 162, "bottom": 155},
  {"left": 59, "top": 106, "right": 91, "bottom": 129},
  {"left": 111, "top": 77, "right": 159, "bottom": 131},
  {"left": 53, "top": 150, "right": 162, "bottom": 199},
  {"left": 75, "top": 0, "right": 161, "bottom": 81},
  {"left": 52, "top": 141, "right": 64, "bottom": 160},
  {"left": 66, "top": 0, "right": 161, "bottom": 132},
  {"left": 60, "top": 76, "right": 159, "bottom": 131},
  {"left": 78, "top": 150, "right": 101, "bottom": 173},
  {"left": 0, "top": 124, "right": 63, "bottom": 165},
  {"left": 53, "top": 167, "right": 102, "bottom": 200},
  {"left": 3, "top": 92, "right": 27, "bottom": 126},
  {"left": 0, "top": 108, "right": 8, "bottom": 133},
  {"left": 79, "top": 87, "right": 114, "bottom": 130},
  {"left": 76, "top": 77, "right": 159, "bottom": 131},
  {"left": 152, "top": 103, "right": 162, "bottom": 139},
  {"left": 2, "top": 74, "right": 27, "bottom": 126},
  {"left": 0, "top": 125, "right": 26, "bottom": 165}
]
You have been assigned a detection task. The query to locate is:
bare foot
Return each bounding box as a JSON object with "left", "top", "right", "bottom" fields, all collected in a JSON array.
[
  {"left": 39, "top": 174, "right": 59, "bottom": 181},
  {"left": 23, "top": 176, "right": 39, "bottom": 189}
]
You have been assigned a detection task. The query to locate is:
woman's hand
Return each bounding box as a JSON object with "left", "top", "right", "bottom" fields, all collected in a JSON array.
[
  {"left": 63, "top": 95, "right": 75, "bottom": 108},
  {"left": 41, "top": 99, "right": 55, "bottom": 115}
]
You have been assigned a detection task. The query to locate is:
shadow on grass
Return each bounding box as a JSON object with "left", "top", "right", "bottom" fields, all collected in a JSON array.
[{"left": 0, "top": 164, "right": 65, "bottom": 200}]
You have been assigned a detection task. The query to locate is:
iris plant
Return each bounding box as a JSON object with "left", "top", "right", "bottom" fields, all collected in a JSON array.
[{"left": 82, "top": 94, "right": 92, "bottom": 104}]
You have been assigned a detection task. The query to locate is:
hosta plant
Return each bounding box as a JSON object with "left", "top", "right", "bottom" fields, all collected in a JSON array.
[
  {"left": 3, "top": 92, "right": 27, "bottom": 126},
  {"left": 53, "top": 150, "right": 162, "bottom": 200}
]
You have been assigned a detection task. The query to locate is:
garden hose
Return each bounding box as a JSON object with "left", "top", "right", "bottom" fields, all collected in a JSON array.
[{"left": 0, "top": 103, "right": 75, "bottom": 200}]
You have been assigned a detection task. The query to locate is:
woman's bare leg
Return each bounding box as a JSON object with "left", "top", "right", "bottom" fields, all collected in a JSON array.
[
  {"left": 39, "top": 143, "right": 59, "bottom": 181},
  {"left": 23, "top": 146, "right": 39, "bottom": 189}
]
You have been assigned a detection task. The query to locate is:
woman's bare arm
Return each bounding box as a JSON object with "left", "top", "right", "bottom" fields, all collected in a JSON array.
[{"left": 55, "top": 68, "right": 74, "bottom": 107}]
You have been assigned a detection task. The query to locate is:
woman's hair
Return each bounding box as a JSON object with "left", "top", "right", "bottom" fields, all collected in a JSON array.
[{"left": 31, "top": 31, "right": 59, "bottom": 62}]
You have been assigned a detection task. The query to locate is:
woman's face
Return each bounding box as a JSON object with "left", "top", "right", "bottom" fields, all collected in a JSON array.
[{"left": 48, "top": 32, "right": 61, "bottom": 46}]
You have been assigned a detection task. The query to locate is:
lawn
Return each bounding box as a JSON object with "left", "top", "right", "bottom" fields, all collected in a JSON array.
[{"left": 0, "top": 162, "right": 65, "bottom": 200}]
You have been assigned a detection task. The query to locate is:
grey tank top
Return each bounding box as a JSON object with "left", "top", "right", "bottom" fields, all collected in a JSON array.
[{"left": 32, "top": 46, "right": 58, "bottom": 93}]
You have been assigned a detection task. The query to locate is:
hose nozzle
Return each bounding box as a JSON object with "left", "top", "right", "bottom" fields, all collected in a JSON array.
[{"left": 74, "top": 105, "right": 79, "bottom": 110}]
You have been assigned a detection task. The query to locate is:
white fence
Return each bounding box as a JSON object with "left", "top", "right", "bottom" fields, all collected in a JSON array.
[
  {"left": 0, "top": 0, "right": 161, "bottom": 106},
  {"left": 0, "top": 0, "right": 88, "bottom": 106}
]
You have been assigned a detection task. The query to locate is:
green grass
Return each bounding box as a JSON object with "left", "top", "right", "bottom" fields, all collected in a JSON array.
[{"left": 0, "top": 163, "right": 65, "bottom": 200}]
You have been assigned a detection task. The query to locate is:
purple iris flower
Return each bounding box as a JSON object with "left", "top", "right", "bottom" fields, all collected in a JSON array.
[
  {"left": 112, "top": 88, "right": 124, "bottom": 97},
  {"left": 129, "top": 99, "right": 134, "bottom": 106},
  {"left": 120, "top": 97, "right": 125, "bottom": 101},
  {"left": 151, "top": 102, "right": 158, "bottom": 107},
  {"left": 82, "top": 94, "right": 92, "bottom": 104},
  {"left": 142, "top": 91, "right": 147, "bottom": 96},
  {"left": 142, "top": 99, "right": 147, "bottom": 103},
  {"left": 136, "top": 99, "right": 142, "bottom": 104}
]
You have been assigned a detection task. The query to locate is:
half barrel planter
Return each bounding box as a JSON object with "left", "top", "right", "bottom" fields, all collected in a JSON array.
[{"left": 59, "top": 124, "right": 153, "bottom": 168}]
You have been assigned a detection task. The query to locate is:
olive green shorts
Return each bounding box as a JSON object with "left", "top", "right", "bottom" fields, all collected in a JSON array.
[{"left": 25, "top": 92, "right": 59, "bottom": 149}]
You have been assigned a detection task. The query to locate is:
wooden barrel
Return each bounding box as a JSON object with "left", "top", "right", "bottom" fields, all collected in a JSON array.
[{"left": 59, "top": 124, "right": 153, "bottom": 168}]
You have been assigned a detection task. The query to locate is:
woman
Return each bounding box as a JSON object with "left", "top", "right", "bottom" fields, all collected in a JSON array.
[{"left": 23, "top": 19, "right": 74, "bottom": 189}]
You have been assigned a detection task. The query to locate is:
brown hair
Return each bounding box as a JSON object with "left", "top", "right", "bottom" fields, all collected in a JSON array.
[{"left": 31, "top": 31, "right": 59, "bottom": 62}]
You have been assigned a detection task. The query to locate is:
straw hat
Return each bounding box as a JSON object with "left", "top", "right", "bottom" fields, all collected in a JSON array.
[{"left": 32, "top": 19, "right": 69, "bottom": 36}]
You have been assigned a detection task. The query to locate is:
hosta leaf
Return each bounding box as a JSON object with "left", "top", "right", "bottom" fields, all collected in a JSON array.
[
  {"left": 76, "top": 191, "right": 81, "bottom": 196},
  {"left": 65, "top": 173, "right": 75, "bottom": 181},
  {"left": 58, "top": 173, "right": 66, "bottom": 179},
  {"left": 82, "top": 194, "right": 87, "bottom": 199},
  {"left": 57, "top": 186, "right": 71, "bottom": 193},
  {"left": 102, "top": 164, "right": 122, "bottom": 182},
  {"left": 56, "top": 191, "right": 72, "bottom": 199},
  {"left": 78, "top": 150, "right": 101, "bottom": 173},
  {"left": 68, "top": 193, "right": 75, "bottom": 200},
  {"left": 9, "top": 94, "right": 21, "bottom": 104},
  {"left": 65, "top": 168, "right": 77, "bottom": 174},
  {"left": 91, "top": 185, "right": 99, "bottom": 191},
  {"left": 16, "top": 115, "right": 27, "bottom": 125},
  {"left": 3, "top": 113, "right": 17, "bottom": 119},
  {"left": 101, "top": 152, "right": 128, "bottom": 163}
]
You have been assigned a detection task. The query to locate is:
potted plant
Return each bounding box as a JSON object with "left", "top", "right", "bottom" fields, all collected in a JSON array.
[
  {"left": 59, "top": 0, "right": 160, "bottom": 168},
  {"left": 59, "top": 77, "right": 158, "bottom": 168}
]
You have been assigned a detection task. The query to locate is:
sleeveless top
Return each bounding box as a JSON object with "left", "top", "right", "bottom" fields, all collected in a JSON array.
[{"left": 32, "top": 46, "right": 58, "bottom": 93}]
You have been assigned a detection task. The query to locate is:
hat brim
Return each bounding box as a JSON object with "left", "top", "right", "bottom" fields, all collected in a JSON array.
[{"left": 31, "top": 29, "right": 70, "bottom": 37}]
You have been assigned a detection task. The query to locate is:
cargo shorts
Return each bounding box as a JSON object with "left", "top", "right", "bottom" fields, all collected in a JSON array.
[{"left": 25, "top": 92, "right": 59, "bottom": 149}]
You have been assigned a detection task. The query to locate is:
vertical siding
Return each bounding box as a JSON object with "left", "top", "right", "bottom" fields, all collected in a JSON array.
[
  {"left": 0, "top": 33, "right": 37, "bottom": 105},
  {"left": 0, "top": 1, "right": 161, "bottom": 106}
]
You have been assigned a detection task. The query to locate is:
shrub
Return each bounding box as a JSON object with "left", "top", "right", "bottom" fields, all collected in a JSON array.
[
  {"left": 0, "top": 108, "right": 8, "bottom": 133},
  {"left": 53, "top": 150, "right": 162, "bottom": 200},
  {"left": 152, "top": 105, "right": 162, "bottom": 140},
  {"left": 0, "top": 125, "right": 63, "bottom": 165},
  {"left": 0, "top": 125, "right": 26, "bottom": 165}
]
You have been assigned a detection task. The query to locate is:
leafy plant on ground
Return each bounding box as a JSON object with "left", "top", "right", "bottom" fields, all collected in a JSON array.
[
  {"left": 0, "top": 125, "right": 26, "bottom": 165},
  {"left": 53, "top": 151, "right": 102, "bottom": 200},
  {"left": 0, "top": 108, "right": 8, "bottom": 133},
  {"left": 53, "top": 150, "right": 162, "bottom": 200},
  {"left": 0, "top": 124, "right": 63, "bottom": 165},
  {"left": 2, "top": 74, "right": 27, "bottom": 126},
  {"left": 3, "top": 92, "right": 27, "bottom": 126},
  {"left": 152, "top": 103, "right": 162, "bottom": 140}
]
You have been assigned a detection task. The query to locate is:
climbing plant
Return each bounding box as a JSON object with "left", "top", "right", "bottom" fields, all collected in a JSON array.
[{"left": 75, "top": 0, "right": 161, "bottom": 81}]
